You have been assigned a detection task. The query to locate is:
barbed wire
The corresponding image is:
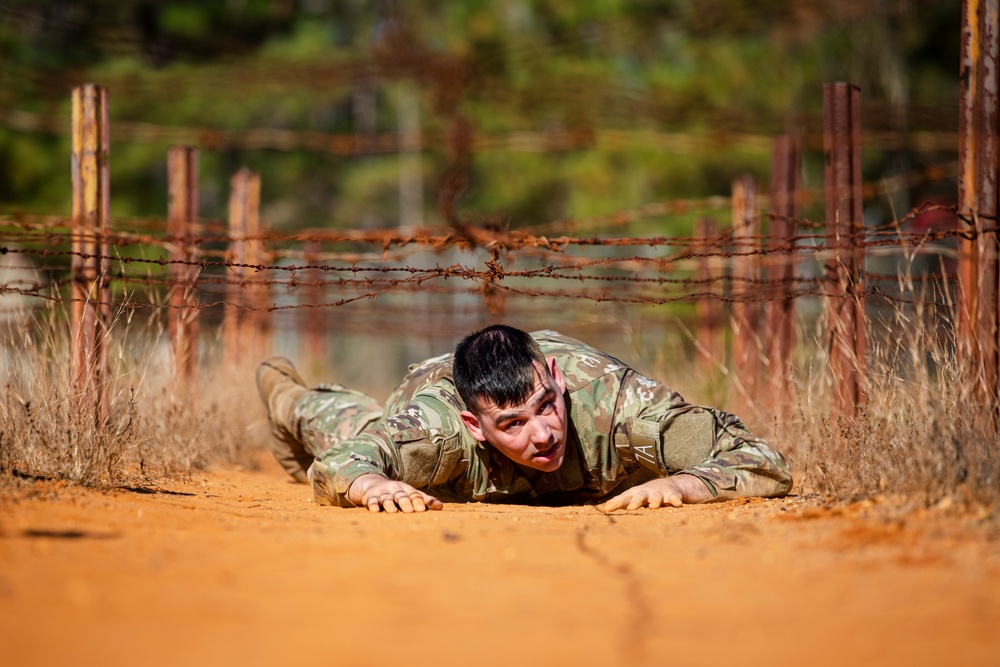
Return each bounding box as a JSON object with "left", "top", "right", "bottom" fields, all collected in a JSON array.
[
  {"left": 0, "top": 279, "right": 954, "bottom": 313},
  {"left": 0, "top": 262, "right": 960, "bottom": 313},
  {"left": 0, "top": 264, "right": 951, "bottom": 302},
  {"left": 0, "top": 105, "right": 961, "bottom": 156},
  {"left": 0, "top": 233, "right": 962, "bottom": 286},
  {"left": 0, "top": 204, "right": 963, "bottom": 262},
  {"left": 0, "top": 196, "right": 966, "bottom": 322},
  {"left": 0, "top": 160, "right": 957, "bottom": 245}
]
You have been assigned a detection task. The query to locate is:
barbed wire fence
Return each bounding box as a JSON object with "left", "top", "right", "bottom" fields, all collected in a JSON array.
[
  {"left": 0, "top": 88, "right": 962, "bottom": 421},
  {"left": 3, "top": 1, "right": 1000, "bottom": 430}
]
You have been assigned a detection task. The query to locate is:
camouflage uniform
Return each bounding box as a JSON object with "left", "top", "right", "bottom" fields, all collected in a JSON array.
[{"left": 283, "top": 331, "right": 792, "bottom": 507}]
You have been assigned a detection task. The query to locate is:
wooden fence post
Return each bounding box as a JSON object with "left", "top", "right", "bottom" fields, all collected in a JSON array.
[
  {"left": 694, "top": 218, "right": 721, "bottom": 373},
  {"left": 958, "top": 0, "right": 1000, "bottom": 409},
  {"left": 245, "top": 175, "right": 272, "bottom": 360},
  {"left": 224, "top": 169, "right": 252, "bottom": 367},
  {"left": 765, "top": 135, "right": 801, "bottom": 413},
  {"left": 823, "top": 82, "right": 867, "bottom": 415},
  {"left": 224, "top": 168, "right": 270, "bottom": 367},
  {"left": 167, "top": 146, "right": 199, "bottom": 387},
  {"left": 731, "top": 175, "right": 760, "bottom": 404},
  {"left": 70, "top": 83, "right": 110, "bottom": 422}
]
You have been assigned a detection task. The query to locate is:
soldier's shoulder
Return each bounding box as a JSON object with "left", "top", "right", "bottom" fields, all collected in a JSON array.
[
  {"left": 531, "top": 330, "right": 632, "bottom": 387},
  {"left": 531, "top": 330, "right": 605, "bottom": 358}
]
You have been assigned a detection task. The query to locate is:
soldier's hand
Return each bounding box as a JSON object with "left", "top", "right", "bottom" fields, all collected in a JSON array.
[
  {"left": 600, "top": 474, "right": 713, "bottom": 512},
  {"left": 348, "top": 474, "right": 444, "bottom": 513}
]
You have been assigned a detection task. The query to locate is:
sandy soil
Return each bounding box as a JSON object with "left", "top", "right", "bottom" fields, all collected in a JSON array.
[{"left": 1, "top": 457, "right": 998, "bottom": 667}]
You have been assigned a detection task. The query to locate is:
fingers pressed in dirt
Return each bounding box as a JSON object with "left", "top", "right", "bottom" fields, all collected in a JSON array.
[
  {"left": 626, "top": 494, "right": 646, "bottom": 511},
  {"left": 394, "top": 494, "right": 415, "bottom": 513},
  {"left": 411, "top": 495, "right": 427, "bottom": 512},
  {"left": 648, "top": 492, "right": 664, "bottom": 509},
  {"left": 382, "top": 495, "right": 399, "bottom": 513},
  {"left": 364, "top": 492, "right": 442, "bottom": 513},
  {"left": 601, "top": 488, "right": 684, "bottom": 513}
]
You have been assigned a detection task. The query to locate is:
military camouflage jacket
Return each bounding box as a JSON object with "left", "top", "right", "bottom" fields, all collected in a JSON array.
[{"left": 309, "top": 331, "right": 792, "bottom": 506}]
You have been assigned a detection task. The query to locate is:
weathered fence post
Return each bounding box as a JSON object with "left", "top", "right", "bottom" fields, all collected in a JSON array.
[
  {"left": 303, "top": 239, "right": 325, "bottom": 362},
  {"left": 694, "top": 218, "right": 722, "bottom": 372},
  {"left": 223, "top": 167, "right": 270, "bottom": 367},
  {"left": 223, "top": 172, "right": 244, "bottom": 368},
  {"left": 823, "top": 82, "right": 867, "bottom": 414},
  {"left": 246, "top": 178, "right": 272, "bottom": 360},
  {"left": 167, "top": 146, "right": 200, "bottom": 386},
  {"left": 765, "top": 135, "right": 801, "bottom": 413},
  {"left": 70, "top": 83, "right": 110, "bottom": 422},
  {"left": 731, "top": 175, "right": 760, "bottom": 404},
  {"left": 958, "top": 0, "right": 1000, "bottom": 409}
]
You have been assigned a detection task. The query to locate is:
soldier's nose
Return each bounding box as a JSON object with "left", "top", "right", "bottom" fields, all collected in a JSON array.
[{"left": 530, "top": 420, "right": 552, "bottom": 444}]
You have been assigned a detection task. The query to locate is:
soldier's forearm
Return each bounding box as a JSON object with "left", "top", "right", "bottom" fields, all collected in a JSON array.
[
  {"left": 684, "top": 438, "right": 793, "bottom": 500},
  {"left": 666, "top": 473, "right": 715, "bottom": 503},
  {"left": 308, "top": 450, "right": 392, "bottom": 507}
]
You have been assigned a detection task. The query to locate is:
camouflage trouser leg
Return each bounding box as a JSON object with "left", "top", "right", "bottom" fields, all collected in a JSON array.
[
  {"left": 266, "top": 381, "right": 313, "bottom": 483},
  {"left": 288, "top": 383, "right": 384, "bottom": 476}
]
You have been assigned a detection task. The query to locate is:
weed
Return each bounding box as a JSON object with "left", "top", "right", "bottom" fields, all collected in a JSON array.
[{"left": 0, "top": 301, "right": 268, "bottom": 491}]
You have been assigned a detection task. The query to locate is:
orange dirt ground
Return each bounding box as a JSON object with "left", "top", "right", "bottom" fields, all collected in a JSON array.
[{"left": 1, "top": 455, "right": 998, "bottom": 667}]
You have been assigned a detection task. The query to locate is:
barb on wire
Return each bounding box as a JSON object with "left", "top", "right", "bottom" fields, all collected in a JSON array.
[{"left": 0, "top": 197, "right": 966, "bottom": 322}]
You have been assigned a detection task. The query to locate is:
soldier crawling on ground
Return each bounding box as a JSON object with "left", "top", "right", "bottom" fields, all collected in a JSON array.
[{"left": 257, "top": 324, "right": 792, "bottom": 513}]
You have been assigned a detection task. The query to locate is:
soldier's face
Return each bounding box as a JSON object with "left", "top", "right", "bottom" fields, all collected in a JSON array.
[{"left": 460, "top": 358, "right": 569, "bottom": 472}]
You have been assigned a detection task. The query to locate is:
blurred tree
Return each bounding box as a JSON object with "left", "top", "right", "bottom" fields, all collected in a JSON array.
[{"left": 0, "top": 0, "right": 961, "bottom": 235}]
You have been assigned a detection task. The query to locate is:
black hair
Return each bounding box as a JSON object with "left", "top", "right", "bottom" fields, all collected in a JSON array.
[{"left": 453, "top": 325, "right": 546, "bottom": 413}]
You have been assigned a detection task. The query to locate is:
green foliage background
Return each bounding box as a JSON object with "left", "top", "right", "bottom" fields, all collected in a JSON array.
[{"left": 0, "top": 0, "right": 960, "bottom": 236}]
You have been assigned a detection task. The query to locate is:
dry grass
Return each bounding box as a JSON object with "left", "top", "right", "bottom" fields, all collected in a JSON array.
[
  {"left": 0, "top": 304, "right": 269, "bottom": 492},
  {"left": 769, "top": 301, "right": 1000, "bottom": 517},
  {"left": 2, "top": 289, "right": 998, "bottom": 521},
  {"left": 644, "top": 276, "right": 998, "bottom": 519}
]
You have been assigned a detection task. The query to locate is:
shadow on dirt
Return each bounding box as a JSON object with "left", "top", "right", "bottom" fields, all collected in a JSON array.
[{"left": 19, "top": 529, "right": 120, "bottom": 540}]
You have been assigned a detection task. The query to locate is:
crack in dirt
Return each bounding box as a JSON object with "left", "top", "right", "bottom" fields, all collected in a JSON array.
[{"left": 575, "top": 524, "right": 652, "bottom": 662}]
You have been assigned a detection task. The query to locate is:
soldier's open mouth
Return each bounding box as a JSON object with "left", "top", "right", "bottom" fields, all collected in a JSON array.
[{"left": 534, "top": 442, "right": 559, "bottom": 459}]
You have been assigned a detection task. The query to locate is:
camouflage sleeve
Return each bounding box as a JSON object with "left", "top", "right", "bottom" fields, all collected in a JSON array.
[
  {"left": 615, "top": 371, "right": 793, "bottom": 501},
  {"left": 308, "top": 395, "right": 468, "bottom": 507},
  {"left": 308, "top": 425, "right": 401, "bottom": 507},
  {"left": 676, "top": 409, "right": 793, "bottom": 500}
]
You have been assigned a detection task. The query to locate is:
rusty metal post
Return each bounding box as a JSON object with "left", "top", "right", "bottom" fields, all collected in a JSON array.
[
  {"left": 223, "top": 169, "right": 252, "bottom": 367},
  {"left": 224, "top": 168, "right": 270, "bottom": 365},
  {"left": 694, "top": 218, "right": 721, "bottom": 373},
  {"left": 958, "top": 0, "right": 981, "bottom": 372},
  {"left": 959, "top": 0, "right": 1000, "bottom": 408},
  {"left": 167, "top": 146, "right": 200, "bottom": 387},
  {"left": 765, "top": 135, "right": 801, "bottom": 413},
  {"left": 242, "top": 172, "right": 272, "bottom": 360},
  {"left": 303, "top": 240, "right": 325, "bottom": 362},
  {"left": 70, "top": 83, "right": 110, "bottom": 422},
  {"left": 823, "top": 82, "right": 867, "bottom": 415},
  {"left": 731, "top": 175, "right": 760, "bottom": 405}
]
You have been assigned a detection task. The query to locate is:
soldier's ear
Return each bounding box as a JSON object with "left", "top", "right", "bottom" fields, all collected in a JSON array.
[
  {"left": 547, "top": 357, "right": 566, "bottom": 393},
  {"left": 460, "top": 410, "right": 487, "bottom": 442}
]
